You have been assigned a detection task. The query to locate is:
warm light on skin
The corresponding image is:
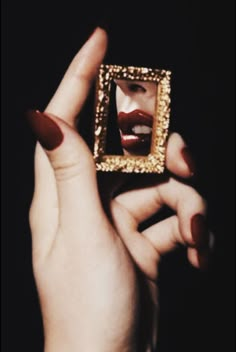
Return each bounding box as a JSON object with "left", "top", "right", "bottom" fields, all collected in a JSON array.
[
  {"left": 114, "top": 79, "right": 157, "bottom": 156},
  {"left": 115, "top": 79, "right": 157, "bottom": 115}
]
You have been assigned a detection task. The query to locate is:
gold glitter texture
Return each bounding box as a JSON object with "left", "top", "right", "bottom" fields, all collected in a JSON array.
[{"left": 93, "top": 64, "right": 171, "bottom": 173}]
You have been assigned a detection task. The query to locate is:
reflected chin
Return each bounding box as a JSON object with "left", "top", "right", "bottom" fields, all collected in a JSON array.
[
  {"left": 121, "top": 134, "right": 151, "bottom": 156},
  {"left": 123, "top": 148, "right": 150, "bottom": 156}
]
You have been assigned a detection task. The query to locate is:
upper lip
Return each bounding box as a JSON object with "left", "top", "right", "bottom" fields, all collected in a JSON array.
[{"left": 117, "top": 109, "right": 153, "bottom": 134}]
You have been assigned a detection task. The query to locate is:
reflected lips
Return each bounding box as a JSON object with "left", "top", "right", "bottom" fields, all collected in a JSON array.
[{"left": 117, "top": 109, "right": 153, "bottom": 154}]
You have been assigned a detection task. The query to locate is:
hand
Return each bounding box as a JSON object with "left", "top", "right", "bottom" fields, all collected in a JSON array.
[{"left": 27, "top": 28, "right": 210, "bottom": 352}]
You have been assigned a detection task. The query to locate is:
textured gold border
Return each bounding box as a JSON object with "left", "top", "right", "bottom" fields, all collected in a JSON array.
[{"left": 93, "top": 64, "right": 171, "bottom": 173}]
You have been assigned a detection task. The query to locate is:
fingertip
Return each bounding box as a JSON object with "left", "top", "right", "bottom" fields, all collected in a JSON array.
[
  {"left": 181, "top": 147, "right": 196, "bottom": 176},
  {"left": 166, "top": 132, "right": 196, "bottom": 178},
  {"left": 96, "top": 26, "right": 109, "bottom": 37},
  {"left": 87, "top": 26, "right": 108, "bottom": 47},
  {"left": 188, "top": 247, "right": 209, "bottom": 271},
  {"left": 76, "top": 26, "right": 108, "bottom": 76},
  {"left": 190, "top": 213, "right": 209, "bottom": 248}
]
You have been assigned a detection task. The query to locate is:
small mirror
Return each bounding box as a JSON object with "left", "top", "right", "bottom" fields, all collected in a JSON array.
[
  {"left": 93, "top": 64, "right": 171, "bottom": 173},
  {"left": 105, "top": 79, "right": 157, "bottom": 156}
]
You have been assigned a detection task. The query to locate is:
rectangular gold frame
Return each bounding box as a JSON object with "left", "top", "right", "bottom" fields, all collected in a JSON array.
[{"left": 93, "top": 64, "right": 171, "bottom": 173}]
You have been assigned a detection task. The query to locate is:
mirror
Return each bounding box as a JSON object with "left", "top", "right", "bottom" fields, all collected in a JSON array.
[
  {"left": 93, "top": 64, "right": 171, "bottom": 173},
  {"left": 105, "top": 79, "right": 157, "bottom": 156}
]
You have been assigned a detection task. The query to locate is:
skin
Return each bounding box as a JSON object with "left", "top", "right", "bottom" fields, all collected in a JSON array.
[
  {"left": 30, "top": 28, "right": 209, "bottom": 351},
  {"left": 115, "top": 79, "right": 157, "bottom": 116}
]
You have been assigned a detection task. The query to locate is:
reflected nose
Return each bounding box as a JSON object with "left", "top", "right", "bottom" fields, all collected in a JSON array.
[
  {"left": 116, "top": 86, "right": 142, "bottom": 113},
  {"left": 117, "top": 95, "right": 141, "bottom": 113},
  {"left": 115, "top": 84, "right": 156, "bottom": 116}
]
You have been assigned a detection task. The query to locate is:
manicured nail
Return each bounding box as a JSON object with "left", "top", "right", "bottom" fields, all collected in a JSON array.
[
  {"left": 181, "top": 147, "right": 196, "bottom": 175},
  {"left": 191, "top": 214, "right": 208, "bottom": 249},
  {"left": 26, "top": 110, "right": 64, "bottom": 151},
  {"left": 197, "top": 252, "right": 209, "bottom": 271}
]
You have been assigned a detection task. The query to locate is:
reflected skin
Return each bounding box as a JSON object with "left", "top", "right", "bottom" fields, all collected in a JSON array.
[{"left": 115, "top": 79, "right": 157, "bottom": 155}]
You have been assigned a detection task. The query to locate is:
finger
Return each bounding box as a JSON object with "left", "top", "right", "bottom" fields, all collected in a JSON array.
[
  {"left": 143, "top": 215, "right": 210, "bottom": 270},
  {"left": 27, "top": 111, "right": 106, "bottom": 236},
  {"left": 97, "top": 172, "right": 131, "bottom": 201},
  {"left": 116, "top": 181, "right": 163, "bottom": 226},
  {"left": 166, "top": 132, "right": 196, "bottom": 178},
  {"left": 108, "top": 132, "right": 195, "bottom": 201},
  {"left": 143, "top": 215, "right": 182, "bottom": 254},
  {"left": 30, "top": 143, "right": 58, "bottom": 239},
  {"left": 187, "top": 247, "right": 209, "bottom": 270},
  {"left": 116, "top": 177, "right": 207, "bottom": 245},
  {"left": 116, "top": 176, "right": 206, "bottom": 225},
  {"left": 186, "top": 213, "right": 211, "bottom": 269},
  {"left": 46, "top": 27, "right": 108, "bottom": 125},
  {"left": 31, "top": 28, "right": 108, "bottom": 234},
  {"left": 111, "top": 200, "right": 160, "bottom": 281},
  {"left": 156, "top": 178, "right": 208, "bottom": 245}
]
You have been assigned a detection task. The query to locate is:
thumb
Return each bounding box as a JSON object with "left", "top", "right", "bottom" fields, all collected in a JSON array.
[{"left": 27, "top": 110, "right": 104, "bottom": 226}]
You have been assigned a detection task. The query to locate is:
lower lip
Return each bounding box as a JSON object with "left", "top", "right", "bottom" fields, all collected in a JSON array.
[{"left": 120, "top": 133, "right": 151, "bottom": 154}]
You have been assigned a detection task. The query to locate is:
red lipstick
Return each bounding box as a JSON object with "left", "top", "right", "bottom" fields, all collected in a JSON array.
[{"left": 117, "top": 109, "right": 153, "bottom": 155}]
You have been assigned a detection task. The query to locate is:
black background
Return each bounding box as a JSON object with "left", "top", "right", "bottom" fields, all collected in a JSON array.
[{"left": 2, "top": 1, "right": 235, "bottom": 351}]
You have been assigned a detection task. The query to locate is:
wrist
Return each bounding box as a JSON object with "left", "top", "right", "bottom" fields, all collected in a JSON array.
[
  {"left": 43, "top": 314, "right": 137, "bottom": 352},
  {"left": 44, "top": 335, "right": 136, "bottom": 352}
]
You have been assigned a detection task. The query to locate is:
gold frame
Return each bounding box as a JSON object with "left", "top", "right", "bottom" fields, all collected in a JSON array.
[{"left": 93, "top": 64, "right": 171, "bottom": 173}]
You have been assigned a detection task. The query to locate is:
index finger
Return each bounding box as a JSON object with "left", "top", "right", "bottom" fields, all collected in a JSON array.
[
  {"left": 166, "top": 132, "right": 196, "bottom": 178},
  {"left": 31, "top": 28, "right": 107, "bottom": 247},
  {"left": 45, "top": 27, "right": 108, "bottom": 125}
]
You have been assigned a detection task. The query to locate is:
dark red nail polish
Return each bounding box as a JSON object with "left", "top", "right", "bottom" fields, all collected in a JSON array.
[
  {"left": 181, "top": 147, "right": 196, "bottom": 175},
  {"left": 26, "top": 110, "right": 64, "bottom": 151},
  {"left": 191, "top": 214, "right": 208, "bottom": 249},
  {"left": 198, "top": 252, "right": 209, "bottom": 271}
]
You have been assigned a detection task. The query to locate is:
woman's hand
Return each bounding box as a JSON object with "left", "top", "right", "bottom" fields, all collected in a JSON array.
[{"left": 27, "top": 28, "right": 210, "bottom": 351}]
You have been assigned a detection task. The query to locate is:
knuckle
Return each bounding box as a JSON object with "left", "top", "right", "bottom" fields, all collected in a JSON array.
[
  {"left": 50, "top": 152, "right": 93, "bottom": 182},
  {"left": 192, "top": 192, "right": 207, "bottom": 213},
  {"left": 53, "top": 160, "right": 82, "bottom": 181},
  {"left": 182, "top": 185, "right": 207, "bottom": 213},
  {"left": 71, "top": 67, "right": 93, "bottom": 84}
]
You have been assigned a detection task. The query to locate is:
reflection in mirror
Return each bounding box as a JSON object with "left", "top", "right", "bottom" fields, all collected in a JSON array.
[
  {"left": 115, "top": 79, "right": 157, "bottom": 156},
  {"left": 105, "top": 79, "right": 157, "bottom": 156}
]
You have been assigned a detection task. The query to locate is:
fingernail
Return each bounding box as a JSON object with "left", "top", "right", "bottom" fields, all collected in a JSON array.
[
  {"left": 191, "top": 214, "right": 208, "bottom": 249},
  {"left": 181, "top": 147, "right": 196, "bottom": 175},
  {"left": 198, "top": 252, "right": 209, "bottom": 271},
  {"left": 26, "top": 110, "right": 64, "bottom": 151}
]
